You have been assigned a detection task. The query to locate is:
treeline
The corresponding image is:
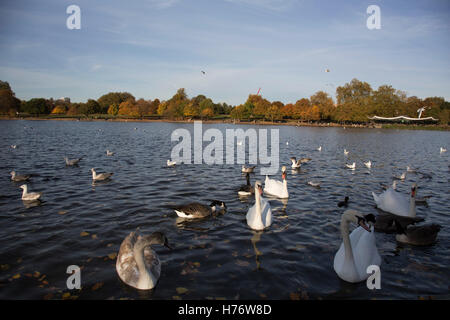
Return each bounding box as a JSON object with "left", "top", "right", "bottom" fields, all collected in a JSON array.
[{"left": 0, "top": 79, "right": 448, "bottom": 124}]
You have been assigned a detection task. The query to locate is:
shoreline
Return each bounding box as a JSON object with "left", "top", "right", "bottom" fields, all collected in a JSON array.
[{"left": 1, "top": 116, "right": 449, "bottom": 131}]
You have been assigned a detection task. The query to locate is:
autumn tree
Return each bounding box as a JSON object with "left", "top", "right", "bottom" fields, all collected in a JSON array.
[{"left": 97, "top": 92, "right": 135, "bottom": 113}]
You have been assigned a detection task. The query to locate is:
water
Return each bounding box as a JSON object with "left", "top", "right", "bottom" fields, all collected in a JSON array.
[{"left": 0, "top": 120, "right": 448, "bottom": 300}]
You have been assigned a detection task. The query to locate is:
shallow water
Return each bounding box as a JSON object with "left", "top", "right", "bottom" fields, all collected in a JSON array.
[{"left": 0, "top": 120, "right": 448, "bottom": 300}]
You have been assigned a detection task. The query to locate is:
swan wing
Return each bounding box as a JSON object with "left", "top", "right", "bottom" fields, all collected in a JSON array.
[
  {"left": 246, "top": 203, "right": 264, "bottom": 230},
  {"left": 376, "top": 189, "right": 410, "bottom": 216},
  {"left": 116, "top": 232, "right": 140, "bottom": 287},
  {"left": 351, "top": 227, "right": 381, "bottom": 279}
]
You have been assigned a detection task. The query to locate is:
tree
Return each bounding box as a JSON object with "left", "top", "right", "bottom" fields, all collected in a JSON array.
[
  {"left": 201, "top": 107, "right": 214, "bottom": 119},
  {"left": 22, "top": 98, "right": 49, "bottom": 115},
  {"left": 107, "top": 104, "right": 119, "bottom": 116},
  {"left": 97, "top": 92, "right": 135, "bottom": 113},
  {"left": 335, "top": 79, "right": 372, "bottom": 122},
  {"left": 79, "top": 99, "right": 101, "bottom": 115},
  {"left": 0, "top": 81, "right": 20, "bottom": 115},
  {"left": 118, "top": 100, "right": 138, "bottom": 116},
  {"left": 310, "top": 91, "right": 334, "bottom": 121},
  {"left": 265, "top": 103, "right": 282, "bottom": 122},
  {"left": 135, "top": 99, "right": 152, "bottom": 117}
]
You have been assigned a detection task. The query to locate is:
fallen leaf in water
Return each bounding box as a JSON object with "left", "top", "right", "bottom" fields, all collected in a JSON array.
[
  {"left": 91, "top": 234, "right": 98, "bottom": 239},
  {"left": 107, "top": 243, "right": 113, "bottom": 247},
  {"left": 176, "top": 287, "right": 188, "bottom": 295},
  {"left": 92, "top": 282, "right": 104, "bottom": 291},
  {"left": 232, "top": 251, "right": 238, "bottom": 257},
  {"left": 43, "top": 293, "right": 54, "bottom": 300},
  {"left": 86, "top": 258, "right": 93, "bottom": 263},
  {"left": 25, "top": 273, "right": 33, "bottom": 277},
  {"left": 172, "top": 296, "right": 182, "bottom": 300},
  {"left": 12, "top": 273, "right": 21, "bottom": 280},
  {"left": 236, "top": 260, "right": 250, "bottom": 267},
  {"left": 290, "top": 292, "right": 300, "bottom": 300},
  {"left": 17, "top": 258, "right": 23, "bottom": 263},
  {"left": 33, "top": 271, "right": 40, "bottom": 278},
  {"left": 260, "top": 293, "right": 267, "bottom": 298},
  {"left": 0, "top": 264, "right": 9, "bottom": 271},
  {"left": 193, "top": 262, "right": 200, "bottom": 267},
  {"left": 38, "top": 275, "right": 46, "bottom": 281},
  {"left": 58, "top": 211, "right": 67, "bottom": 215},
  {"left": 108, "top": 253, "right": 117, "bottom": 260},
  {"left": 42, "top": 280, "right": 49, "bottom": 285},
  {"left": 62, "top": 292, "right": 71, "bottom": 300},
  {"left": 80, "top": 231, "right": 89, "bottom": 237}
]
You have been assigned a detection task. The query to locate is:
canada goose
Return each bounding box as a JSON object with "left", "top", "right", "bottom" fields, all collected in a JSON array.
[
  {"left": 242, "top": 165, "right": 256, "bottom": 173},
  {"left": 238, "top": 172, "right": 254, "bottom": 196},
  {"left": 174, "top": 201, "right": 227, "bottom": 219}
]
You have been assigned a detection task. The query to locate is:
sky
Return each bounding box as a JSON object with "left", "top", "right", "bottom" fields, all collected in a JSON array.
[{"left": 0, "top": 0, "right": 449, "bottom": 105}]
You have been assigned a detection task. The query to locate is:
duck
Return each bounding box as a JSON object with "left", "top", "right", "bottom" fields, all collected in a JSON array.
[
  {"left": 394, "top": 220, "right": 441, "bottom": 246},
  {"left": 20, "top": 184, "right": 42, "bottom": 201},
  {"left": 346, "top": 162, "right": 356, "bottom": 170},
  {"left": 364, "top": 160, "right": 372, "bottom": 168},
  {"left": 264, "top": 166, "right": 289, "bottom": 199},
  {"left": 106, "top": 150, "right": 114, "bottom": 156},
  {"left": 344, "top": 149, "right": 349, "bottom": 156},
  {"left": 64, "top": 156, "right": 82, "bottom": 166},
  {"left": 290, "top": 157, "right": 311, "bottom": 169},
  {"left": 10, "top": 171, "right": 30, "bottom": 182},
  {"left": 174, "top": 200, "right": 227, "bottom": 219},
  {"left": 91, "top": 168, "right": 113, "bottom": 181},
  {"left": 333, "top": 210, "right": 381, "bottom": 283},
  {"left": 238, "top": 172, "right": 254, "bottom": 196},
  {"left": 440, "top": 147, "right": 447, "bottom": 153},
  {"left": 167, "top": 159, "right": 176, "bottom": 167},
  {"left": 338, "top": 196, "right": 349, "bottom": 207},
  {"left": 242, "top": 165, "right": 256, "bottom": 173},
  {"left": 372, "top": 183, "right": 417, "bottom": 217},
  {"left": 116, "top": 231, "right": 171, "bottom": 290},
  {"left": 246, "top": 181, "right": 272, "bottom": 231}
]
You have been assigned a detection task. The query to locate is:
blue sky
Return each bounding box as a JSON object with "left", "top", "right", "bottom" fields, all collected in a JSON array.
[{"left": 0, "top": 0, "right": 449, "bottom": 105}]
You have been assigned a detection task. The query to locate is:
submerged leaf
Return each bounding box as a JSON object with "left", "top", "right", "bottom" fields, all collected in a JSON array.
[
  {"left": 176, "top": 287, "right": 188, "bottom": 295},
  {"left": 80, "top": 231, "right": 89, "bottom": 237}
]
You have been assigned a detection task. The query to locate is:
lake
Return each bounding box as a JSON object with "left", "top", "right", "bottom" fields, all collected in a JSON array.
[{"left": 0, "top": 119, "right": 448, "bottom": 299}]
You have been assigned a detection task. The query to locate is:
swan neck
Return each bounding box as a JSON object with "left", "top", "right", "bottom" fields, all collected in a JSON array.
[
  {"left": 133, "top": 244, "right": 155, "bottom": 288},
  {"left": 255, "top": 189, "right": 262, "bottom": 217},
  {"left": 340, "top": 216, "right": 354, "bottom": 263}
]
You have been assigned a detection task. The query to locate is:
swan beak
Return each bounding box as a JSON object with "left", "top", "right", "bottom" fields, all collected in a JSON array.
[
  {"left": 258, "top": 185, "right": 263, "bottom": 195},
  {"left": 359, "top": 220, "right": 371, "bottom": 232}
]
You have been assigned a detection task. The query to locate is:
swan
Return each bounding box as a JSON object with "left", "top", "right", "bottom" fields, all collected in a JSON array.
[
  {"left": 167, "top": 159, "right": 176, "bottom": 167},
  {"left": 174, "top": 200, "right": 227, "bottom": 219},
  {"left": 317, "top": 146, "right": 322, "bottom": 151},
  {"left": 346, "top": 162, "right": 356, "bottom": 170},
  {"left": 290, "top": 157, "right": 311, "bottom": 169},
  {"left": 10, "top": 171, "right": 30, "bottom": 182},
  {"left": 364, "top": 160, "right": 372, "bottom": 168},
  {"left": 106, "top": 150, "right": 114, "bottom": 156},
  {"left": 333, "top": 210, "right": 381, "bottom": 283},
  {"left": 238, "top": 172, "right": 254, "bottom": 196},
  {"left": 246, "top": 181, "right": 272, "bottom": 231},
  {"left": 372, "top": 183, "right": 417, "bottom": 217},
  {"left": 116, "top": 231, "right": 171, "bottom": 290},
  {"left": 64, "top": 156, "right": 82, "bottom": 166},
  {"left": 264, "top": 166, "right": 289, "bottom": 199},
  {"left": 440, "top": 147, "right": 446, "bottom": 153},
  {"left": 394, "top": 220, "right": 441, "bottom": 246},
  {"left": 20, "top": 184, "right": 42, "bottom": 201},
  {"left": 344, "top": 149, "right": 349, "bottom": 156},
  {"left": 242, "top": 165, "right": 256, "bottom": 173},
  {"left": 338, "top": 196, "right": 349, "bottom": 207},
  {"left": 91, "top": 168, "right": 113, "bottom": 181}
]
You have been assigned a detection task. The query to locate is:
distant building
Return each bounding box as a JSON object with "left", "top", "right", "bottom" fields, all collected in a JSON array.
[{"left": 58, "top": 97, "right": 71, "bottom": 103}]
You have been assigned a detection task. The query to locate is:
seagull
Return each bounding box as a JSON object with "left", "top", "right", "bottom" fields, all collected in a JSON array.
[
  {"left": 237, "top": 141, "right": 243, "bottom": 146},
  {"left": 242, "top": 165, "right": 256, "bottom": 173},
  {"left": 11, "top": 145, "right": 17, "bottom": 149},
  {"left": 317, "top": 146, "right": 322, "bottom": 152},
  {"left": 20, "top": 184, "right": 42, "bottom": 201},
  {"left": 406, "top": 166, "right": 417, "bottom": 173},
  {"left": 106, "top": 150, "right": 114, "bottom": 156},
  {"left": 308, "top": 181, "right": 321, "bottom": 188},
  {"left": 10, "top": 171, "right": 31, "bottom": 182},
  {"left": 440, "top": 147, "right": 447, "bottom": 153},
  {"left": 364, "top": 160, "right": 372, "bottom": 168},
  {"left": 64, "top": 156, "right": 82, "bottom": 166},
  {"left": 346, "top": 162, "right": 356, "bottom": 170},
  {"left": 91, "top": 168, "right": 113, "bottom": 181},
  {"left": 394, "top": 172, "right": 406, "bottom": 181},
  {"left": 344, "top": 149, "right": 349, "bottom": 156},
  {"left": 167, "top": 159, "right": 176, "bottom": 167},
  {"left": 290, "top": 157, "right": 311, "bottom": 169},
  {"left": 201, "top": 71, "right": 206, "bottom": 75}
]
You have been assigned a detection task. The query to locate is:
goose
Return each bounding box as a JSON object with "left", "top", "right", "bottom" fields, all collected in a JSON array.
[
  {"left": 290, "top": 157, "right": 311, "bottom": 169},
  {"left": 106, "top": 150, "right": 114, "bottom": 156},
  {"left": 372, "top": 183, "right": 417, "bottom": 217},
  {"left": 394, "top": 172, "right": 406, "bottom": 181},
  {"left": 374, "top": 214, "right": 424, "bottom": 233},
  {"left": 167, "top": 159, "right": 176, "bottom": 167},
  {"left": 364, "top": 160, "right": 372, "bottom": 168},
  {"left": 174, "top": 200, "right": 226, "bottom": 219},
  {"left": 264, "top": 166, "right": 289, "bottom": 199},
  {"left": 91, "top": 168, "right": 113, "bottom": 181},
  {"left": 333, "top": 210, "right": 381, "bottom": 283},
  {"left": 10, "top": 171, "right": 30, "bottom": 182},
  {"left": 242, "top": 165, "right": 256, "bottom": 173},
  {"left": 308, "top": 181, "right": 320, "bottom": 188},
  {"left": 394, "top": 220, "right": 441, "bottom": 246},
  {"left": 317, "top": 146, "right": 322, "bottom": 152},
  {"left": 64, "top": 156, "right": 82, "bottom": 166},
  {"left": 338, "top": 196, "right": 349, "bottom": 207},
  {"left": 344, "top": 149, "right": 349, "bottom": 156},
  {"left": 440, "top": 147, "right": 447, "bottom": 153},
  {"left": 346, "top": 162, "right": 356, "bottom": 170},
  {"left": 238, "top": 172, "right": 254, "bottom": 196},
  {"left": 20, "top": 184, "right": 42, "bottom": 201},
  {"left": 246, "top": 181, "right": 272, "bottom": 231},
  {"left": 116, "top": 231, "right": 171, "bottom": 290}
]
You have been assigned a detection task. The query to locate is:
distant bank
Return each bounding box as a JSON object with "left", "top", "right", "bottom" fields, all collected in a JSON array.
[{"left": 1, "top": 116, "right": 449, "bottom": 131}]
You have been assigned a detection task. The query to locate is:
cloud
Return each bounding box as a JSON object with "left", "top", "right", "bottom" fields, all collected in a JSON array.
[
  {"left": 224, "top": 0, "right": 298, "bottom": 11},
  {"left": 148, "top": 0, "right": 179, "bottom": 9}
]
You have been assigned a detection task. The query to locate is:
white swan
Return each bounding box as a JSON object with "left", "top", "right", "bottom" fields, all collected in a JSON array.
[
  {"left": 167, "top": 159, "right": 176, "bottom": 167},
  {"left": 91, "top": 168, "right": 113, "bottom": 181},
  {"left": 116, "top": 231, "right": 171, "bottom": 290},
  {"left": 333, "top": 210, "right": 381, "bottom": 283},
  {"left": 364, "top": 160, "right": 372, "bottom": 168},
  {"left": 20, "top": 184, "right": 42, "bottom": 201},
  {"left": 246, "top": 181, "right": 272, "bottom": 231},
  {"left": 346, "top": 162, "right": 356, "bottom": 170},
  {"left": 264, "top": 166, "right": 289, "bottom": 199},
  {"left": 372, "top": 183, "right": 416, "bottom": 217}
]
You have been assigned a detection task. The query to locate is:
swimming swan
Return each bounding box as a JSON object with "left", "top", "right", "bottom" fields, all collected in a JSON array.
[
  {"left": 333, "top": 210, "right": 381, "bottom": 283},
  {"left": 372, "top": 183, "right": 416, "bottom": 217},
  {"left": 116, "top": 231, "right": 171, "bottom": 290},
  {"left": 264, "top": 166, "right": 289, "bottom": 199},
  {"left": 246, "top": 181, "right": 272, "bottom": 231}
]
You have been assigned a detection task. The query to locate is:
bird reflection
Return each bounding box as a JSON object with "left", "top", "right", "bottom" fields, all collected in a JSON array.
[{"left": 251, "top": 231, "right": 263, "bottom": 270}]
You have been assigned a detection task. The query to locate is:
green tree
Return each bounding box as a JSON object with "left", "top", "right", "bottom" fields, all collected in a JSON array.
[
  {"left": 97, "top": 92, "right": 135, "bottom": 113},
  {"left": 22, "top": 98, "right": 49, "bottom": 115}
]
